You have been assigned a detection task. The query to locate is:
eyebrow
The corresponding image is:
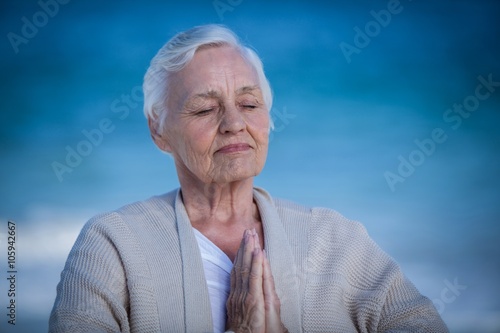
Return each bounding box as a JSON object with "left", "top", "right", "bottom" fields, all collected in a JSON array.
[
  {"left": 189, "top": 90, "right": 220, "bottom": 100},
  {"left": 186, "top": 85, "right": 261, "bottom": 102},
  {"left": 236, "top": 85, "right": 261, "bottom": 95}
]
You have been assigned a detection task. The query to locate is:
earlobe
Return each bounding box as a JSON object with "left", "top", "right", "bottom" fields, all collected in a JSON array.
[{"left": 148, "top": 117, "right": 172, "bottom": 153}]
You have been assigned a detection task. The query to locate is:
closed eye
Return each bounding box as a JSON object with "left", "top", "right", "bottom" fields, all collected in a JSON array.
[{"left": 195, "top": 108, "right": 215, "bottom": 116}]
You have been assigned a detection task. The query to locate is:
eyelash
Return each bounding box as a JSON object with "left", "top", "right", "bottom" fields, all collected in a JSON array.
[
  {"left": 195, "top": 104, "right": 256, "bottom": 115},
  {"left": 196, "top": 108, "right": 216, "bottom": 116}
]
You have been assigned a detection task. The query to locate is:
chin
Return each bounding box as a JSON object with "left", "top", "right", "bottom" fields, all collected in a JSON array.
[
  {"left": 213, "top": 172, "right": 254, "bottom": 184},
  {"left": 211, "top": 166, "right": 263, "bottom": 184}
]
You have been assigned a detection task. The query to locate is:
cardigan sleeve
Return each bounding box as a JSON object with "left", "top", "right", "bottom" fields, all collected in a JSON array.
[
  {"left": 49, "top": 213, "right": 131, "bottom": 333},
  {"left": 376, "top": 270, "right": 449, "bottom": 332},
  {"left": 304, "top": 207, "right": 449, "bottom": 333}
]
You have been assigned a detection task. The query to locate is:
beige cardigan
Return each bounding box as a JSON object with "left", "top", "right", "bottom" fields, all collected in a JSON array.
[{"left": 49, "top": 187, "right": 448, "bottom": 332}]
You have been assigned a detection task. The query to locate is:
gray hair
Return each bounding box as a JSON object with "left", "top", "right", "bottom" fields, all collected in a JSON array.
[{"left": 143, "top": 24, "right": 273, "bottom": 132}]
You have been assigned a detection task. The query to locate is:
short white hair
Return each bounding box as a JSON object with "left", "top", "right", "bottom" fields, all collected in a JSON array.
[{"left": 143, "top": 24, "right": 273, "bottom": 132}]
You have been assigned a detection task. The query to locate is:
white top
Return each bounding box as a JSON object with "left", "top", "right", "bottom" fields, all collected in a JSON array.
[{"left": 193, "top": 228, "right": 234, "bottom": 333}]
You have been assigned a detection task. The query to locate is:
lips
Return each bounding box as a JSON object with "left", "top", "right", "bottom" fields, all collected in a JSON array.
[{"left": 216, "top": 143, "right": 252, "bottom": 154}]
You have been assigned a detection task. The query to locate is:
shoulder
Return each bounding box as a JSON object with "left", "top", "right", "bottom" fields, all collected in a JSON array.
[
  {"left": 260, "top": 187, "right": 393, "bottom": 276},
  {"left": 258, "top": 187, "right": 366, "bottom": 238},
  {"left": 308, "top": 206, "right": 370, "bottom": 244},
  {"left": 258, "top": 187, "right": 373, "bottom": 257},
  {"left": 111, "top": 188, "right": 177, "bottom": 224},
  {"left": 87, "top": 189, "right": 177, "bottom": 226},
  {"left": 267, "top": 193, "right": 396, "bottom": 287},
  {"left": 76, "top": 189, "right": 179, "bottom": 246},
  {"left": 63, "top": 189, "right": 181, "bottom": 287}
]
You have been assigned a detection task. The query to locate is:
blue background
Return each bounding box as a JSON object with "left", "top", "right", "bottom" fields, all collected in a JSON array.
[{"left": 1, "top": 0, "right": 499, "bottom": 332}]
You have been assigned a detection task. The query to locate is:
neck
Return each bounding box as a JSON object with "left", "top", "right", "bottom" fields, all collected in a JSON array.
[{"left": 179, "top": 176, "right": 258, "bottom": 227}]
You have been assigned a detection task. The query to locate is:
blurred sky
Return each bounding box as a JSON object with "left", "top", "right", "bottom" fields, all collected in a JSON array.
[{"left": 0, "top": 0, "right": 499, "bottom": 332}]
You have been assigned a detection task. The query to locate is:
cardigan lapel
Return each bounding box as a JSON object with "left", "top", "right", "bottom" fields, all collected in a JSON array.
[
  {"left": 253, "top": 188, "right": 303, "bottom": 332},
  {"left": 173, "top": 187, "right": 302, "bottom": 332},
  {"left": 174, "top": 189, "right": 214, "bottom": 333}
]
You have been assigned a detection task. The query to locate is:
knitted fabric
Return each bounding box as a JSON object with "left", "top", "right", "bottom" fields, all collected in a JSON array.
[{"left": 49, "top": 187, "right": 448, "bottom": 332}]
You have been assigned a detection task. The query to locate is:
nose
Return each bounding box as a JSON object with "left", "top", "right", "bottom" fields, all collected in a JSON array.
[{"left": 219, "top": 104, "right": 245, "bottom": 134}]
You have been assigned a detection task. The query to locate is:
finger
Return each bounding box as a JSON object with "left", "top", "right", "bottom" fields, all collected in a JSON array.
[
  {"left": 241, "top": 229, "right": 256, "bottom": 293},
  {"left": 229, "top": 228, "right": 250, "bottom": 318},
  {"left": 232, "top": 230, "right": 248, "bottom": 291},
  {"left": 232, "top": 229, "right": 247, "bottom": 292},
  {"left": 236, "top": 229, "right": 255, "bottom": 293},
  {"left": 248, "top": 232, "right": 264, "bottom": 299},
  {"left": 262, "top": 251, "right": 277, "bottom": 297},
  {"left": 227, "top": 230, "right": 264, "bottom": 332},
  {"left": 253, "top": 228, "right": 262, "bottom": 252},
  {"left": 231, "top": 231, "right": 242, "bottom": 294},
  {"left": 263, "top": 250, "right": 283, "bottom": 332}
]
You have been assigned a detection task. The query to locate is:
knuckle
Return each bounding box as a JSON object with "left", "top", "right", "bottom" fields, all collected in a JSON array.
[
  {"left": 244, "top": 294, "right": 257, "bottom": 307},
  {"left": 239, "top": 267, "right": 251, "bottom": 276}
]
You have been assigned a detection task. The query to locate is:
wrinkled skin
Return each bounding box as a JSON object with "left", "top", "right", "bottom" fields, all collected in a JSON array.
[
  {"left": 149, "top": 45, "right": 287, "bottom": 332},
  {"left": 226, "top": 229, "right": 288, "bottom": 333}
]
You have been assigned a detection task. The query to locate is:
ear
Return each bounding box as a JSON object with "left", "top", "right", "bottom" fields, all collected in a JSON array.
[{"left": 148, "top": 116, "right": 172, "bottom": 153}]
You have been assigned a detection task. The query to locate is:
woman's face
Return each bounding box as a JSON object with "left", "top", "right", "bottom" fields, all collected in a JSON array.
[{"left": 156, "top": 45, "right": 270, "bottom": 186}]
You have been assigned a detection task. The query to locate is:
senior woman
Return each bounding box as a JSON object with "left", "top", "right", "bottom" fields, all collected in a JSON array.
[{"left": 49, "top": 25, "right": 448, "bottom": 333}]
